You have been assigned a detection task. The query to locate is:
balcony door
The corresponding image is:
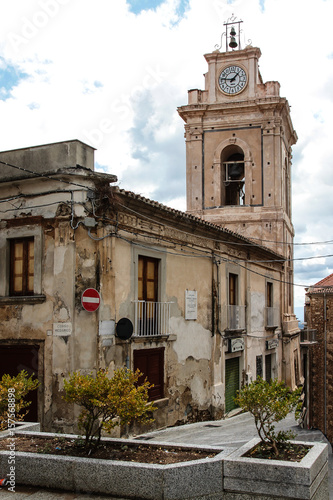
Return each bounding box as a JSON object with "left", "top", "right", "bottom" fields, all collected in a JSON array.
[{"left": 138, "top": 256, "right": 159, "bottom": 335}]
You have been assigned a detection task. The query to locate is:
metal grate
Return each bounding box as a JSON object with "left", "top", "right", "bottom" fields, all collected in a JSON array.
[
  {"left": 133, "top": 301, "right": 173, "bottom": 337},
  {"left": 265, "top": 307, "right": 279, "bottom": 328},
  {"left": 227, "top": 305, "right": 246, "bottom": 330}
]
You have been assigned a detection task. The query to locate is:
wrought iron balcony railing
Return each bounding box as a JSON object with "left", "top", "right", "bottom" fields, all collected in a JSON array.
[
  {"left": 133, "top": 301, "right": 173, "bottom": 337},
  {"left": 226, "top": 305, "right": 246, "bottom": 331},
  {"left": 300, "top": 328, "right": 317, "bottom": 343},
  {"left": 265, "top": 307, "right": 280, "bottom": 329}
]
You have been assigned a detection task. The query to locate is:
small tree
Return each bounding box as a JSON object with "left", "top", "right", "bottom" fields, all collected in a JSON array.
[
  {"left": 0, "top": 370, "right": 40, "bottom": 430},
  {"left": 234, "top": 377, "right": 301, "bottom": 457},
  {"left": 63, "top": 368, "right": 156, "bottom": 449}
]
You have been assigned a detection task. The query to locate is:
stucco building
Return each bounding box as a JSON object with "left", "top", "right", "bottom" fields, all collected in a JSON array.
[
  {"left": 304, "top": 274, "right": 333, "bottom": 444},
  {"left": 0, "top": 23, "right": 301, "bottom": 433},
  {"left": 0, "top": 136, "right": 296, "bottom": 432}
]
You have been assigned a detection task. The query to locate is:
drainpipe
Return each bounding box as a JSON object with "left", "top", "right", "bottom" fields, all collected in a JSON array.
[
  {"left": 214, "top": 257, "right": 222, "bottom": 336},
  {"left": 212, "top": 254, "right": 215, "bottom": 337},
  {"left": 324, "top": 292, "right": 327, "bottom": 436}
]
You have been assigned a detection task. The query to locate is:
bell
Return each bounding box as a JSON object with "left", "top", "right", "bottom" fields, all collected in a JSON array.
[
  {"left": 229, "top": 36, "right": 238, "bottom": 49},
  {"left": 230, "top": 26, "right": 236, "bottom": 36}
]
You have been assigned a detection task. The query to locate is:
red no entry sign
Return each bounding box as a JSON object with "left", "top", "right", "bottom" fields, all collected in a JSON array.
[{"left": 81, "top": 288, "right": 100, "bottom": 312}]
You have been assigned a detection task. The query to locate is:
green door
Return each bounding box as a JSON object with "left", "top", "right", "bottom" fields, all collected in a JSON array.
[{"left": 225, "top": 357, "right": 239, "bottom": 413}]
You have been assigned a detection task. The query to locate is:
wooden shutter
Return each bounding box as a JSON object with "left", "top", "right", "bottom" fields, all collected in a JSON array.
[
  {"left": 134, "top": 347, "right": 164, "bottom": 401},
  {"left": 267, "top": 282, "right": 273, "bottom": 307},
  {"left": 10, "top": 238, "right": 34, "bottom": 296},
  {"left": 229, "top": 273, "right": 238, "bottom": 305},
  {"left": 138, "top": 256, "right": 158, "bottom": 303},
  {"left": 225, "top": 357, "right": 239, "bottom": 412}
]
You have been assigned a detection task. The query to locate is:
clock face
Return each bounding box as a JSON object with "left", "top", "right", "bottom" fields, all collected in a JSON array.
[{"left": 218, "top": 65, "right": 247, "bottom": 95}]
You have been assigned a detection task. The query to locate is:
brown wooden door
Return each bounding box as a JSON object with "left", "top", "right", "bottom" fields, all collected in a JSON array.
[
  {"left": 134, "top": 347, "right": 164, "bottom": 401},
  {"left": 0, "top": 345, "right": 39, "bottom": 421}
]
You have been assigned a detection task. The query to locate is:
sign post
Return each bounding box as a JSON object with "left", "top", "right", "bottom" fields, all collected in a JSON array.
[{"left": 81, "top": 288, "right": 100, "bottom": 312}]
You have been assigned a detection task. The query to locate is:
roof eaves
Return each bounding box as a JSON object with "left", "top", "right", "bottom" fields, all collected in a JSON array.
[{"left": 116, "top": 188, "right": 285, "bottom": 260}]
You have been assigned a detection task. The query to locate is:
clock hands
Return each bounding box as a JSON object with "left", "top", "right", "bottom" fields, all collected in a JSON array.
[{"left": 220, "top": 72, "right": 238, "bottom": 83}]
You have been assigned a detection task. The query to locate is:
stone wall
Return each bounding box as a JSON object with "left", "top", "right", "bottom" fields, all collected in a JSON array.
[{"left": 306, "top": 293, "right": 333, "bottom": 445}]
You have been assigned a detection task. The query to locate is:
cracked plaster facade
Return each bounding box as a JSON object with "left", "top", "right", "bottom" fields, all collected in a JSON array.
[{"left": 0, "top": 44, "right": 301, "bottom": 433}]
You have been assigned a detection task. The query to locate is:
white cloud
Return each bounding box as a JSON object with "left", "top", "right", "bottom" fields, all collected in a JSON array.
[{"left": 0, "top": 0, "right": 333, "bottom": 307}]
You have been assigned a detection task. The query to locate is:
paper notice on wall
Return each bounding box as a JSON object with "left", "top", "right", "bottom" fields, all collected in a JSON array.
[{"left": 185, "top": 290, "right": 197, "bottom": 320}]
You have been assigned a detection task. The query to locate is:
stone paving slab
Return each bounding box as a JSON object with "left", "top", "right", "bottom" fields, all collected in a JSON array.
[{"left": 0, "top": 485, "right": 127, "bottom": 499}]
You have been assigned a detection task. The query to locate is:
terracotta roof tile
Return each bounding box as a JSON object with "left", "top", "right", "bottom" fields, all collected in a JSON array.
[
  {"left": 116, "top": 187, "right": 284, "bottom": 259},
  {"left": 307, "top": 272, "right": 333, "bottom": 293}
]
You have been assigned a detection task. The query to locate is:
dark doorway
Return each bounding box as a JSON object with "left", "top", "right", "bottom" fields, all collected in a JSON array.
[
  {"left": 0, "top": 345, "right": 39, "bottom": 421},
  {"left": 265, "top": 354, "right": 272, "bottom": 383}
]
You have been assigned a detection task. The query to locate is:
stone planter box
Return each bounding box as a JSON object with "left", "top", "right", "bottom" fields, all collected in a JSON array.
[
  {"left": 0, "top": 432, "right": 328, "bottom": 499},
  {"left": 0, "top": 421, "right": 40, "bottom": 438},
  {"left": 0, "top": 431, "right": 231, "bottom": 500},
  {"left": 223, "top": 438, "right": 329, "bottom": 500}
]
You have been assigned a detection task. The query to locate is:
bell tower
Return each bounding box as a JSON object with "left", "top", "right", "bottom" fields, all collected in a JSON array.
[{"left": 178, "top": 17, "right": 298, "bottom": 318}]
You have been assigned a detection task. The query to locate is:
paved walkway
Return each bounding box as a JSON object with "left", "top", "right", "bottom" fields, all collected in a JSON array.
[{"left": 0, "top": 412, "right": 332, "bottom": 499}]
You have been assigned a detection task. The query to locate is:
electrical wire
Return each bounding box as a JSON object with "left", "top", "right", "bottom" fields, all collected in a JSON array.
[
  {"left": 0, "top": 159, "right": 92, "bottom": 191},
  {"left": 115, "top": 201, "right": 333, "bottom": 249},
  {"left": 114, "top": 231, "right": 319, "bottom": 289},
  {"left": 0, "top": 189, "right": 77, "bottom": 204},
  {"left": 1, "top": 159, "right": 332, "bottom": 284},
  {"left": 1, "top": 188, "right": 331, "bottom": 273},
  {"left": 0, "top": 159, "right": 331, "bottom": 248}
]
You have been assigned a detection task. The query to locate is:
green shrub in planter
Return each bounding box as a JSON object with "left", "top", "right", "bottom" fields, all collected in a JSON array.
[
  {"left": 63, "top": 368, "right": 156, "bottom": 449},
  {"left": 234, "top": 377, "right": 301, "bottom": 457},
  {"left": 0, "top": 370, "right": 39, "bottom": 430}
]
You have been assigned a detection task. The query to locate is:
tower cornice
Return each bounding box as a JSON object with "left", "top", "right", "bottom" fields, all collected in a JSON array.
[{"left": 204, "top": 46, "right": 262, "bottom": 64}]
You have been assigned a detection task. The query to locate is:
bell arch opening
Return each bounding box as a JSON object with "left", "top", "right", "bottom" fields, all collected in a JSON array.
[{"left": 221, "top": 145, "right": 245, "bottom": 206}]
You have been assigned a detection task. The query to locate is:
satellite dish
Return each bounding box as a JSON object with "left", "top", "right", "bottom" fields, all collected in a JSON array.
[{"left": 116, "top": 318, "right": 134, "bottom": 340}]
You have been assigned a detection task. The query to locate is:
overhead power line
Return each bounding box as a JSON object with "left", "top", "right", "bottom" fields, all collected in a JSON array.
[
  {"left": 1, "top": 159, "right": 333, "bottom": 254},
  {"left": 0, "top": 159, "right": 91, "bottom": 191}
]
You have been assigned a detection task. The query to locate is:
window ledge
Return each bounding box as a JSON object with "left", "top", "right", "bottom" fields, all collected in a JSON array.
[
  {"left": 131, "top": 334, "right": 175, "bottom": 343},
  {"left": 0, "top": 295, "right": 46, "bottom": 306},
  {"left": 224, "top": 328, "right": 246, "bottom": 336}
]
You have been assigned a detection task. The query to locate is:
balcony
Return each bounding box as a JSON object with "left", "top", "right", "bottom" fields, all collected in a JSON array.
[
  {"left": 265, "top": 307, "right": 279, "bottom": 329},
  {"left": 300, "top": 328, "right": 317, "bottom": 344},
  {"left": 226, "top": 305, "right": 246, "bottom": 332},
  {"left": 133, "top": 301, "right": 173, "bottom": 337}
]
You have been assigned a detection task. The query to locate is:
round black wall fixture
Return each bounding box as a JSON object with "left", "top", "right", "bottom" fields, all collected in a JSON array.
[{"left": 116, "top": 318, "right": 134, "bottom": 340}]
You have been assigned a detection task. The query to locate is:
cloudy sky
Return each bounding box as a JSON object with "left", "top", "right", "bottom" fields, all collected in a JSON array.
[{"left": 0, "top": 0, "right": 333, "bottom": 311}]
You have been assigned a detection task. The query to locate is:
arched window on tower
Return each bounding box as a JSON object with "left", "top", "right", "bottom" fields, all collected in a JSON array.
[{"left": 221, "top": 147, "right": 245, "bottom": 206}]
